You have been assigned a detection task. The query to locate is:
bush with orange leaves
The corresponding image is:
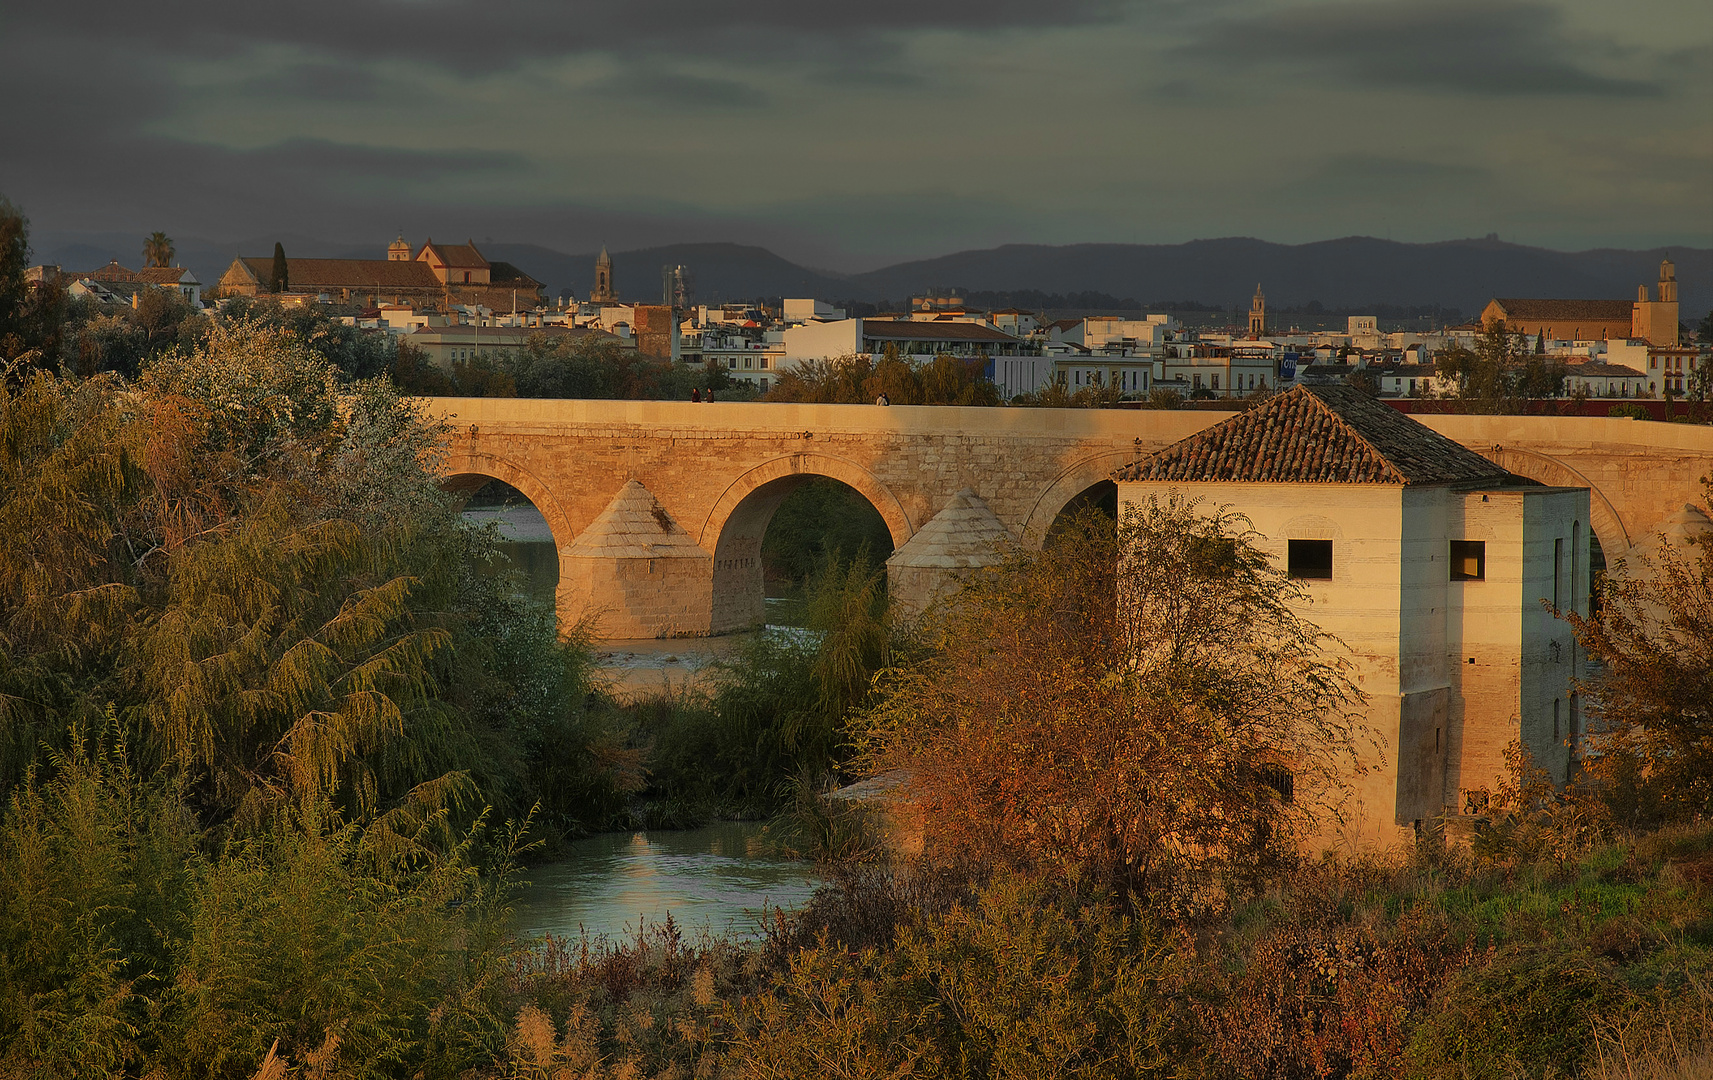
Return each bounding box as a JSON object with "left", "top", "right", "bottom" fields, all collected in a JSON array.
[{"left": 862, "top": 495, "right": 1368, "bottom": 904}]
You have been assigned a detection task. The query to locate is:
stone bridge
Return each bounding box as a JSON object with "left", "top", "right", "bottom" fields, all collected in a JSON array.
[{"left": 424, "top": 398, "right": 1713, "bottom": 639}]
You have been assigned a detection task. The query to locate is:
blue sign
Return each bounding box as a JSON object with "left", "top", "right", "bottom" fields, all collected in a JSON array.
[{"left": 1281, "top": 353, "right": 1299, "bottom": 380}]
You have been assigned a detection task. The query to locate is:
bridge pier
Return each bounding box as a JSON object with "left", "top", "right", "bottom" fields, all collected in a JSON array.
[{"left": 560, "top": 480, "right": 712, "bottom": 638}]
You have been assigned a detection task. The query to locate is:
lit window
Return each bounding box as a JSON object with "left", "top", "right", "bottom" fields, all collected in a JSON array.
[
  {"left": 1288, "top": 539, "right": 1333, "bottom": 580},
  {"left": 1449, "top": 540, "right": 1486, "bottom": 581}
]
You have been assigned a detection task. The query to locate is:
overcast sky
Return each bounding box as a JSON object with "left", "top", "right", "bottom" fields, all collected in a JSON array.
[{"left": 2, "top": 0, "right": 1708, "bottom": 269}]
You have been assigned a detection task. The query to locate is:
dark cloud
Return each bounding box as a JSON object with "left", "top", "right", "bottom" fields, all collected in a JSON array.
[
  {"left": 1194, "top": 0, "right": 1663, "bottom": 97},
  {"left": 7, "top": 0, "right": 1131, "bottom": 73},
  {"left": 586, "top": 71, "right": 771, "bottom": 110},
  {"left": 238, "top": 64, "right": 385, "bottom": 103}
]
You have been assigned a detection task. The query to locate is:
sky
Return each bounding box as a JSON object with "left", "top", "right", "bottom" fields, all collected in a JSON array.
[{"left": 1, "top": 0, "right": 1709, "bottom": 270}]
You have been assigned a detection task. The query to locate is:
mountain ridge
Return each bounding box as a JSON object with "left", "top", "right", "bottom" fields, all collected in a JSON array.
[{"left": 29, "top": 231, "right": 1711, "bottom": 321}]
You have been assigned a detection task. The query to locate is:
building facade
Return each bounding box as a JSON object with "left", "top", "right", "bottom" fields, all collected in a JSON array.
[{"left": 1115, "top": 385, "right": 1590, "bottom": 849}]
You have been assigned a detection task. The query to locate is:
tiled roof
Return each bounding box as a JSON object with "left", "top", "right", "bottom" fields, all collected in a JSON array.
[
  {"left": 240, "top": 257, "right": 443, "bottom": 290},
  {"left": 1490, "top": 299, "right": 1633, "bottom": 322},
  {"left": 136, "top": 266, "right": 196, "bottom": 285},
  {"left": 420, "top": 241, "right": 488, "bottom": 269},
  {"left": 860, "top": 319, "right": 1018, "bottom": 343},
  {"left": 1113, "top": 384, "right": 1511, "bottom": 486},
  {"left": 488, "top": 260, "right": 541, "bottom": 287},
  {"left": 1565, "top": 362, "right": 1646, "bottom": 377}
]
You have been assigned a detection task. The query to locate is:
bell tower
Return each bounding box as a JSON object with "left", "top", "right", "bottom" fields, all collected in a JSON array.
[
  {"left": 1248, "top": 284, "right": 1266, "bottom": 338},
  {"left": 387, "top": 231, "right": 411, "bottom": 261},
  {"left": 592, "top": 246, "right": 615, "bottom": 302},
  {"left": 1659, "top": 258, "right": 1677, "bottom": 304}
]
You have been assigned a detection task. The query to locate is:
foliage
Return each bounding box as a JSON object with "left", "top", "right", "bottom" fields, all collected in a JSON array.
[
  {"left": 0, "top": 323, "right": 632, "bottom": 832},
  {"left": 862, "top": 497, "right": 1365, "bottom": 900},
  {"left": 726, "top": 872, "right": 1187, "bottom": 1079},
  {"left": 269, "top": 242, "right": 289, "bottom": 294},
  {"left": 1610, "top": 402, "right": 1651, "bottom": 420},
  {"left": 765, "top": 346, "right": 1000, "bottom": 405},
  {"left": 0, "top": 196, "right": 69, "bottom": 370},
  {"left": 143, "top": 232, "right": 174, "bottom": 269},
  {"left": 1404, "top": 941, "right": 1628, "bottom": 1079},
  {"left": 500, "top": 332, "right": 720, "bottom": 400},
  {"left": 0, "top": 726, "right": 521, "bottom": 1080},
  {"left": 1433, "top": 322, "right": 1567, "bottom": 412},
  {"left": 632, "top": 555, "right": 892, "bottom": 823},
  {"left": 760, "top": 478, "right": 893, "bottom": 588},
  {"left": 1015, "top": 374, "right": 1126, "bottom": 408},
  {"left": 1565, "top": 478, "right": 1713, "bottom": 825}
]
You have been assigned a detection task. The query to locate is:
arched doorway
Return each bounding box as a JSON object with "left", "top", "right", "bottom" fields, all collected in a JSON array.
[{"left": 700, "top": 455, "right": 911, "bottom": 634}]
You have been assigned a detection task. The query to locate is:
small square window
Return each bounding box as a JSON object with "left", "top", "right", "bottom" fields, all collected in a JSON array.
[
  {"left": 1288, "top": 539, "right": 1333, "bottom": 580},
  {"left": 1449, "top": 540, "right": 1486, "bottom": 581}
]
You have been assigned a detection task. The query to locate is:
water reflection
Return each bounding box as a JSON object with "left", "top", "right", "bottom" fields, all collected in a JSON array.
[{"left": 512, "top": 821, "right": 822, "bottom": 941}]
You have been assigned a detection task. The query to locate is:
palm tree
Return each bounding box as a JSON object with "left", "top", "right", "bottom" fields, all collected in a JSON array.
[{"left": 143, "top": 231, "right": 174, "bottom": 268}]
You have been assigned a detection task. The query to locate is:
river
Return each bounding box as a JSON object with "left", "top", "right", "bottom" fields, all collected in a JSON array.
[
  {"left": 510, "top": 821, "right": 823, "bottom": 941},
  {"left": 465, "top": 502, "right": 824, "bottom": 940}
]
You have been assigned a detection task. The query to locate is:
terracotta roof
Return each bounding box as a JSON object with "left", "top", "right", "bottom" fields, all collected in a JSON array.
[
  {"left": 1489, "top": 298, "right": 1633, "bottom": 322},
  {"left": 1113, "top": 384, "right": 1511, "bottom": 486},
  {"left": 240, "top": 257, "right": 443, "bottom": 290},
  {"left": 487, "top": 260, "right": 541, "bottom": 287},
  {"left": 419, "top": 240, "right": 488, "bottom": 269},
  {"left": 136, "top": 266, "right": 196, "bottom": 285},
  {"left": 860, "top": 319, "right": 1018, "bottom": 343},
  {"left": 1566, "top": 362, "right": 1646, "bottom": 377}
]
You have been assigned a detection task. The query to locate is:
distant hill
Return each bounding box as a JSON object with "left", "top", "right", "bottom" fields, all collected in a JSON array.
[
  {"left": 846, "top": 237, "right": 1712, "bottom": 322},
  {"left": 30, "top": 231, "right": 1711, "bottom": 322}
]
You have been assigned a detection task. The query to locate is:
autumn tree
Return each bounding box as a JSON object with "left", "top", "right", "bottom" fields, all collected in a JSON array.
[
  {"left": 1564, "top": 480, "right": 1713, "bottom": 824},
  {"left": 143, "top": 231, "right": 174, "bottom": 268},
  {"left": 862, "top": 495, "right": 1365, "bottom": 900}
]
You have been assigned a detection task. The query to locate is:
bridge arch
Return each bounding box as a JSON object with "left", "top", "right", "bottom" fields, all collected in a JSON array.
[
  {"left": 1020, "top": 449, "right": 1142, "bottom": 547},
  {"left": 1481, "top": 446, "right": 1630, "bottom": 559},
  {"left": 441, "top": 446, "right": 576, "bottom": 552},
  {"left": 700, "top": 453, "right": 913, "bottom": 633}
]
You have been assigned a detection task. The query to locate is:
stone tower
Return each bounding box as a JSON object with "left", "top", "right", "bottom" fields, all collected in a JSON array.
[
  {"left": 1631, "top": 257, "right": 1680, "bottom": 347},
  {"left": 592, "top": 246, "right": 615, "bottom": 302},
  {"left": 1248, "top": 284, "right": 1266, "bottom": 338},
  {"left": 387, "top": 232, "right": 411, "bottom": 261}
]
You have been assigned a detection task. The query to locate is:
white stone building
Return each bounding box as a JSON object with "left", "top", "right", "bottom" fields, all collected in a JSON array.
[{"left": 1115, "top": 385, "right": 1590, "bottom": 849}]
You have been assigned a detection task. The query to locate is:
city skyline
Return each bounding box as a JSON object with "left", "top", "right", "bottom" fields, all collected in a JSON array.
[{"left": 2, "top": 0, "right": 1709, "bottom": 270}]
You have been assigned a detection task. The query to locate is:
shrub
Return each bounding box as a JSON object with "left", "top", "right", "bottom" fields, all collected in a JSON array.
[{"left": 1405, "top": 941, "right": 1629, "bottom": 1079}]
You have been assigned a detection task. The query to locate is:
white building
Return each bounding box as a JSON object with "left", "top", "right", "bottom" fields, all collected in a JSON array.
[
  {"left": 781, "top": 298, "right": 847, "bottom": 324},
  {"left": 1116, "top": 385, "right": 1589, "bottom": 849},
  {"left": 1564, "top": 361, "right": 1648, "bottom": 398}
]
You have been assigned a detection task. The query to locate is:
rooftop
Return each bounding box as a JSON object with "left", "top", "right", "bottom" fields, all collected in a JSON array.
[
  {"left": 860, "top": 319, "right": 1019, "bottom": 343},
  {"left": 1489, "top": 298, "right": 1634, "bottom": 322},
  {"left": 1113, "top": 384, "right": 1513, "bottom": 486}
]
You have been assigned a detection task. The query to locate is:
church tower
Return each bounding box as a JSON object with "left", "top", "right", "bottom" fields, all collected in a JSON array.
[
  {"left": 1248, "top": 284, "right": 1266, "bottom": 338},
  {"left": 592, "top": 246, "right": 615, "bottom": 302},
  {"left": 1631, "top": 257, "right": 1680, "bottom": 347},
  {"left": 387, "top": 232, "right": 411, "bottom": 261}
]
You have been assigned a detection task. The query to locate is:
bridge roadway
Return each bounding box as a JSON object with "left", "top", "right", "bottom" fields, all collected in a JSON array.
[{"left": 424, "top": 397, "right": 1713, "bottom": 638}]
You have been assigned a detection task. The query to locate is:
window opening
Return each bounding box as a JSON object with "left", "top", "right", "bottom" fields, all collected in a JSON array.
[
  {"left": 1553, "top": 537, "right": 1563, "bottom": 609},
  {"left": 1449, "top": 540, "right": 1486, "bottom": 580},
  {"left": 1288, "top": 539, "right": 1333, "bottom": 580}
]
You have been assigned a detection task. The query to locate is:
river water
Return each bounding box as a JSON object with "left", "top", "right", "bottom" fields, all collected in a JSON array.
[
  {"left": 510, "top": 821, "right": 823, "bottom": 941},
  {"left": 464, "top": 503, "right": 824, "bottom": 941}
]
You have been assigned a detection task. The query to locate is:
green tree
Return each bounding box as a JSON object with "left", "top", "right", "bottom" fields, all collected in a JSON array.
[
  {"left": 142, "top": 231, "right": 174, "bottom": 269},
  {"left": 1435, "top": 322, "right": 1566, "bottom": 413},
  {"left": 269, "top": 242, "right": 289, "bottom": 293},
  {"left": 863, "top": 496, "right": 1364, "bottom": 897}
]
